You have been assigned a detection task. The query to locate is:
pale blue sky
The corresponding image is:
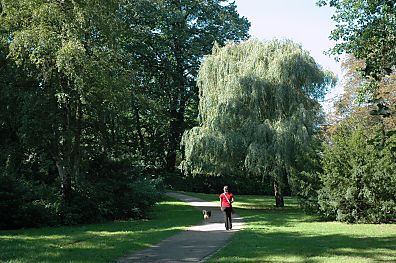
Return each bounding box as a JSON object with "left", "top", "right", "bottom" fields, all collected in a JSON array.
[{"left": 234, "top": 0, "right": 343, "bottom": 110}]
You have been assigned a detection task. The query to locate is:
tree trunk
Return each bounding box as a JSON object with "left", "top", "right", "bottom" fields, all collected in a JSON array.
[
  {"left": 56, "top": 79, "right": 82, "bottom": 209},
  {"left": 72, "top": 98, "right": 82, "bottom": 183},
  {"left": 133, "top": 103, "right": 146, "bottom": 156},
  {"left": 166, "top": 109, "right": 184, "bottom": 171},
  {"left": 165, "top": 35, "right": 186, "bottom": 171},
  {"left": 58, "top": 77, "right": 73, "bottom": 207},
  {"left": 56, "top": 159, "right": 72, "bottom": 206},
  {"left": 274, "top": 181, "right": 284, "bottom": 207}
]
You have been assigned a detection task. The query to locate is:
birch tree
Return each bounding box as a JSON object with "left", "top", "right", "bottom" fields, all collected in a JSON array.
[{"left": 1, "top": 0, "right": 132, "bottom": 208}]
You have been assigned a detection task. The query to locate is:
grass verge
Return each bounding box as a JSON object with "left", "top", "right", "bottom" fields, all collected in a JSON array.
[
  {"left": 185, "top": 192, "right": 396, "bottom": 263},
  {"left": 0, "top": 196, "right": 201, "bottom": 263}
]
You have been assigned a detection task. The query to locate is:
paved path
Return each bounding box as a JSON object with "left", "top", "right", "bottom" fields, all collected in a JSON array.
[{"left": 117, "top": 192, "right": 244, "bottom": 263}]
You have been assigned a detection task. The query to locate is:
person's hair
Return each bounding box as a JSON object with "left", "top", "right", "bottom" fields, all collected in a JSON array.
[{"left": 223, "top": 185, "right": 229, "bottom": 192}]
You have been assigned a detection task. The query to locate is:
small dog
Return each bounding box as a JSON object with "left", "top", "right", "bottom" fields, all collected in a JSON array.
[{"left": 202, "top": 210, "right": 211, "bottom": 220}]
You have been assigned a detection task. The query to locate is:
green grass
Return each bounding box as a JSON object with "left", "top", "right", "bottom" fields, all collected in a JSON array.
[
  {"left": 184, "top": 192, "right": 396, "bottom": 263},
  {"left": 0, "top": 196, "right": 202, "bottom": 263},
  {"left": 2, "top": 192, "right": 396, "bottom": 263}
]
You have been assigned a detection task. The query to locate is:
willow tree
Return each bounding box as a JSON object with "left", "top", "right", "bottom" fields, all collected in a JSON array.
[{"left": 181, "top": 40, "right": 335, "bottom": 207}]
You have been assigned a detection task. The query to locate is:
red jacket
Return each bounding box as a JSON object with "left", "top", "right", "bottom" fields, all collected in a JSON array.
[{"left": 220, "top": 192, "right": 234, "bottom": 207}]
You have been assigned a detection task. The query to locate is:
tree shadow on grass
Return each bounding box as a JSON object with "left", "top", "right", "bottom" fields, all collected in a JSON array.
[
  {"left": 177, "top": 192, "right": 396, "bottom": 262},
  {"left": 234, "top": 206, "right": 314, "bottom": 228},
  {"left": 0, "top": 197, "right": 202, "bottom": 263},
  {"left": 214, "top": 230, "right": 396, "bottom": 262},
  {"left": 210, "top": 204, "right": 396, "bottom": 262}
]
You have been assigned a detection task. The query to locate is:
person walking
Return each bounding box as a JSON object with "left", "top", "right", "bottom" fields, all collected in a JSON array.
[{"left": 219, "top": 185, "right": 234, "bottom": 230}]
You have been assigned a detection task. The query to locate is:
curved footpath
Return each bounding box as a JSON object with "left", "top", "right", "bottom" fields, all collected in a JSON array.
[{"left": 117, "top": 192, "right": 244, "bottom": 263}]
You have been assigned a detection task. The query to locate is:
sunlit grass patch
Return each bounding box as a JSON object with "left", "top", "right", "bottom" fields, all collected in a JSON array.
[
  {"left": 0, "top": 196, "right": 202, "bottom": 263},
  {"left": 183, "top": 192, "right": 396, "bottom": 263}
]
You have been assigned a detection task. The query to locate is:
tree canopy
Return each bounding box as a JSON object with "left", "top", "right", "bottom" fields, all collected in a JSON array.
[
  {"left": 295, "top": 55, "right": 396, "bottom": 223},
  {"left": 181, "top": 39, "right": 335, "bottom": 206},
  {"left": 129, "top": 0, "right": 250, "bottom": 170},
  {"left": 0, "top": 0, "right": 249, "bottom": 228},
  {"left": 317, "top": 0, "right": 396, "bottom": 102}
]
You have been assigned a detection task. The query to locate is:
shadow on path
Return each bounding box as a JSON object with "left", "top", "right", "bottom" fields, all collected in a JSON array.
[{"left": 117, "top": 192, "right": 244, "bottom": 263}]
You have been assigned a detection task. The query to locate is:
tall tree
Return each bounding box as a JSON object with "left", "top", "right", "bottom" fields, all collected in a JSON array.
[
  {"left": 329, "top": 56, "right": 396, "bottom": 132},
  {"left": 182, "top": 40, "right": 335, "bottom": 206},
  {"left": 1, "top": 0, "right": 133, "bottom": 207},
  {"left": 127, "top": 0, "right": 250, "bottom": 170},
  {"left": 0, "top": 26, "right": 36, "bottom": 178},
  {"left": 297, "top": 55, "right": 396, "bottom": 223},
  {"left": 317, "top": 0, "right": 395, "bottom": 110}
]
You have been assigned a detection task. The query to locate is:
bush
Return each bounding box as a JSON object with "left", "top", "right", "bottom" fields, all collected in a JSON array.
[
  {"left": 0, "top": 173, "right": 28, "bottom": 229},
  {"left": 290, "top": 171, "right": 322, "bottom": 213},
  {"left": 317, "top": 128, "right": 396, "bottom": 223},
  {"left": 0, "top": 156, "right": 165, "bottom": 229},
  {"left": 80, "top": 157, "right": 164, "bottom": 221},
  {"left": 0, "top": 173, "right": 59, "bottom": 229},
  {"left": 289, "top": 137, "right": 324, "bottom": 213},
  {"left": 163, "top": 171, "right": 274, "bottom": 195}
]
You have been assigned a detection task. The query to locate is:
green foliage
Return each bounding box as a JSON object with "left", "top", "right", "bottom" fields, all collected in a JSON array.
[
  {"left": 0, "top": 0, "right": 250, "bottom": 228},
  {"left": 0, "top": 160, "right": 164, "bottom": 228},
  {"left": 288, "top": 136, "right": 324, "bottom": 213},
  {"left": 317, "top": 0, "right": 396, "bottom": 98},
  {"left": 297, "top": 53, "right": 396, "bottom": 223},
  {"left": 164, "top": 172, "right": 274, "bottom": 195},
  {"left": 182, "top": 40, "right": 335, "bottom": 200},
  {"left": 1, "top": 0, "right": 135, "bottom": 207},
  {"left": 82, "top": 158, "right": 164, "bottom": 221},
  {"left": 127, "top": 0, "right": 250, "bottom": 169},
  {"left": 318, "top": 127, "right": 396, "bottom": 223},
  {"left": 0, "top": 173, "right": 59, "bottom": 229},
  {"left": 290, "top": 170, "right": 322, "bottom": 213}
]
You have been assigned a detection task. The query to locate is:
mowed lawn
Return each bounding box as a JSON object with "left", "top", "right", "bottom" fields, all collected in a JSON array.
[
  {"left": 186, "top": 192, "right": 396, "bottom": 263},
  {"left": 0, "top": 196, "right": 201, "bottom": 263},
  {"left": 1, "top": 192, "right": 396, "bottom": 263}
]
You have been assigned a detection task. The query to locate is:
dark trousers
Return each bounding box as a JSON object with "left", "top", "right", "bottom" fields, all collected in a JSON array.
[{"left": 222, "top": 207, "right": 232, "bottom": 230}]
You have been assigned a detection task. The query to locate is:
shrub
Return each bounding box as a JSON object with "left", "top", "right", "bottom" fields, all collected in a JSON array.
[
  {"left": 81, "top": 157, "right": 165, "bottom": 221},
  {"left": 290, "top": 171, "right": 322, "bottom": 213},
  {"left": 163, "top": 171, "right": 274, "bottom": 195},
  {"left": 0, "top": 156, "right": 165, "bottom": 229},
  {"left": 0, "top": 173, "right": 59, "bottom": 229},
  {"left": 0, "top": 173, "right": 27, "bottom": 229},
  {"left": 317, "top": 127, "right": 396, "bottom": 223}
]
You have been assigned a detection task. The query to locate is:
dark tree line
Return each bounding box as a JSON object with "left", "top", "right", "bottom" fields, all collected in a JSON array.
[{"left": 0, "top": 0, "right": 249, "bottom": 228}]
